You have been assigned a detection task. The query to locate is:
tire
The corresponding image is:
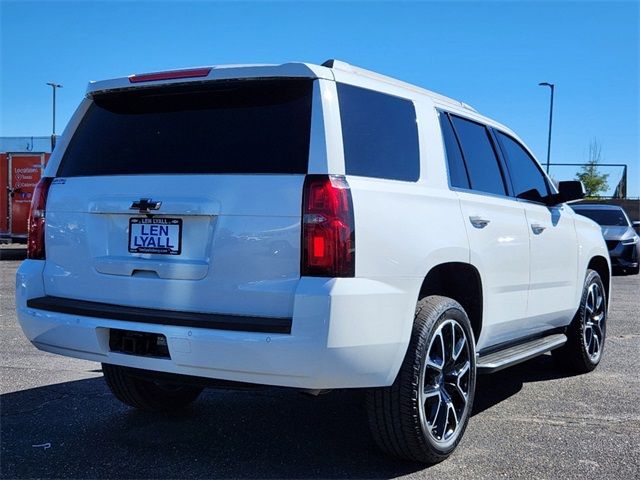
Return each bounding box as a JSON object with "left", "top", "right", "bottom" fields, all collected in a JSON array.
[
  {"left": 552, "top": 269, "right": 607, "bottom": 373},
  {"left": 366, "top": 296, "right": 477, "bottom": 464},
  {"left": 102, "top": 363, "right": 203, "bottom": 411}
]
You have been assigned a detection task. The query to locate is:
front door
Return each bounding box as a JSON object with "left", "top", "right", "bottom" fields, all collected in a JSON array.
[
  {"left": 525, "top": 203, "right": 579, "bottom": 326},
  {"left": 491, "top": 130, "right": 580, "bottom": 331}
]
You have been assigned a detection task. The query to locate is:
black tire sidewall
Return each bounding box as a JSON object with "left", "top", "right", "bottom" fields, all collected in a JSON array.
[
  {"left": 412, "top": 297, "right": 477, "bottom": 456},
  {"left": 573, "top": 270, "right": 607, "bottom": 369}
]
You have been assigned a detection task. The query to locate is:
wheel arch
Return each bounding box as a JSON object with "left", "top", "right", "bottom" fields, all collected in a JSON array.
[
  {"left": 587, "top": 255, "right": 611, "bottom": 307},
  {"left": 418, "top": 262, "right": 483, "bottom": 343}
]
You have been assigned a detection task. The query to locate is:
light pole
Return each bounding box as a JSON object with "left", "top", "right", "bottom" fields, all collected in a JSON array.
[
  {"left": 46, "top": 82, "right": 63, "bottom": 150},
  {"left": 538, "top": 82, "right": 554, "bottom": 173}
]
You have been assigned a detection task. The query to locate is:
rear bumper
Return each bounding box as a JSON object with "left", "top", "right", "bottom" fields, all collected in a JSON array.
[{"left": 16, "top": 260, "right": 417, "bottom": 389}]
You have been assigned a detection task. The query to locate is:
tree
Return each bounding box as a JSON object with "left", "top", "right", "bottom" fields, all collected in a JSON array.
[{"left": 576, "top": 139, "right": 609, "bottom": 197}]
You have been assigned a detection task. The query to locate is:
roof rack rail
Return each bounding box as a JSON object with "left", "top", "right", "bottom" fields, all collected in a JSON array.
[{"left": 321, "top": 59, "right": 477, "bottom": 113}]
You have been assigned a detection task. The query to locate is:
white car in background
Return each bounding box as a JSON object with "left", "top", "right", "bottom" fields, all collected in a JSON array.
[{"left": 16, "top": 60, "right": 610, "bottom": 463}]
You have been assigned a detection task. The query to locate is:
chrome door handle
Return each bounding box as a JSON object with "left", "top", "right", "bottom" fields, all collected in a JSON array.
[
  {"left": 531, "top": 224, "right": 546, "bottom": 235},
  {"left": 469, "top": 216, "right": 490, "bottom": 229}
]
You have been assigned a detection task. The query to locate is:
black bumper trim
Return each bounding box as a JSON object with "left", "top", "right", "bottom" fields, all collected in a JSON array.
[{"left": 26, "top": 296, "right": 292, "bottom": 334}]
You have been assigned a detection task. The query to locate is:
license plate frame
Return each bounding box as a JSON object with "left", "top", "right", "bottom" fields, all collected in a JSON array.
[{"left": 128, "top": 217, "right": 182, "bottom": 255}]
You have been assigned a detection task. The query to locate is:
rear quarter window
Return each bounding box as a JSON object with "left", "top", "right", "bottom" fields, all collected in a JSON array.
[{"left": 337, "top": 83, "right": 420, "bottom": 182}]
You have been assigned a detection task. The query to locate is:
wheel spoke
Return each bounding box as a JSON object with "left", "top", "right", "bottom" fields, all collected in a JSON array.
[
  {"left": 593, "top": 315, "right": 604, "bottom": 337},
  {"left": 455, "top": 361, "right": 470, "bottom": 399},
  {"left": 591, "top": 334, "right": 600, "bottom": 356},
  {"left": 429, "top": 394, "right": 443, "bottom": 427},
  {"left": 426, "top": 330, "right": 446, "bottom": 371},
  {"left": 595, "top": 288, "right": 603, "bottom": 312},
  {"left": 443, "top": 401, "right": 458, "bottom": 439},
  {"left": 585, "top": 325, "right": 593, "bottom": 350},
  {"left": 452, "top": 326, "right": 465, "bottom": 361},
  {"left": 424, "top": 384, "right": 440, "bottom": 399},
  {"left": 426, "top": 358, "right": 443, "bottom": 372},
  {"left": 449, "top": 323, "right": 457, "bottom": 361}
]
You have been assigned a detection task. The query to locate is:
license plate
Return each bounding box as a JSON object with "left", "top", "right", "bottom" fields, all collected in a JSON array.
[{"left": 128, "top": 217, "right": 182, "bottom": 255}]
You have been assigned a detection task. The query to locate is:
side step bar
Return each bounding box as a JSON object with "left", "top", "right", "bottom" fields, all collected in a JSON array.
[{"left": 477, "top": 333, "right": 567, "bottom": 374}]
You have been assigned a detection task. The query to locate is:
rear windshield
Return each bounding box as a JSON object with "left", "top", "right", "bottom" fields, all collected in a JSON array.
[
  {"left": 58, "top": 79, "right": 313, "bottom": 176},
  {"left": 573, "top": 208, "right": 630, "bottom": 226}
]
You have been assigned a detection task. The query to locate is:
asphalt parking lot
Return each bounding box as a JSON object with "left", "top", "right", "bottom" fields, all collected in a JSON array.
[{"left": 1, "top": 259, "right": 639, "bottom": 479}]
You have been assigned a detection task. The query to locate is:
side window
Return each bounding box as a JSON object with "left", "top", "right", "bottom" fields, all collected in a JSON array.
[
  {"left": 337, "top": 83, "right": 420, "bottom": 181},
  {"left": 450, "top": 115, "right": 506, "bottom": 196},
  {"left": 496, "top": 132, "right": 550, "bottom": 199},
  {"left": 439, "top": 112, "right": 470, "bottom": 189}
]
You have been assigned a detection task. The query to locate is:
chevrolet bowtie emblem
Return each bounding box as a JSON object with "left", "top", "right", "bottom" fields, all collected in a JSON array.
[{"left": 130, "top": 198, "right": 162, "bottom": 213}]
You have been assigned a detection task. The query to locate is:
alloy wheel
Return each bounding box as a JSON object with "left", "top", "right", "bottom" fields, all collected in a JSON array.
[
  {"left": 584, "top": 281, "right": 606, "bottom": 362},
  {"left": 419, "top": 319, "right": 471, "bottom": 445}
]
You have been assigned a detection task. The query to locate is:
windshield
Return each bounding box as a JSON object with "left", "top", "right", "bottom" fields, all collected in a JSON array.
[
  {"left": 58, "top": 79, "right": 313, "bottom": 177},
  {"left": 574, "top": 208, "right": 630, "bottom": 227}
]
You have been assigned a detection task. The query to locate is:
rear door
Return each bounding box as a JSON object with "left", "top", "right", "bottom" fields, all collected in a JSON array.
[
  {"left": 442, "top": 113, "right": 531, "bottom": 347},
  {"left": 44, "top": 79, "right": 317, "bottom": 319},
  {"left": 494, "top": 131, "right": 579, "bottom": 327}
]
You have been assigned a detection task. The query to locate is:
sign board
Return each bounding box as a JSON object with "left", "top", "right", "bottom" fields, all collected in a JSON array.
[{"left": 1, "top": 153, "right": 50, "bottom": 239}]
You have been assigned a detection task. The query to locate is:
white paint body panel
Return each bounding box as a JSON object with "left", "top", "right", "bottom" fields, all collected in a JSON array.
[
  {"left": 457, "top": 192, "right": 530, "bottom": 348},
  {"left": 16, "top": 61, "right": 609, "bottom": 389},
  {"left": 524, "top": 203, "right": 580, "bottom": 327}
]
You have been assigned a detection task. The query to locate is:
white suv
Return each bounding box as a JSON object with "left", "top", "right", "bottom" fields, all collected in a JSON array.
[{"left": 16, "top": 60, "right": 610, "bottom": 463}]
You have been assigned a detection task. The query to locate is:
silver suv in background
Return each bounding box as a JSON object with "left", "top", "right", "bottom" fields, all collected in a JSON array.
[{"left": 572, "top": 204, "right": 640, "bottom": 275}]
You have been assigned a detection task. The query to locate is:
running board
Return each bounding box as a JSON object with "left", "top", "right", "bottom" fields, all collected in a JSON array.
[{"left": 477, "top": 333, "right": 567, "bottom": 374}]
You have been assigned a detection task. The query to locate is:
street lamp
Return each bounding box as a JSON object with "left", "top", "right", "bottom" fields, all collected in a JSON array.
[
  {"left": 538, "top": 82, "right": 554, "bottom": 173},
  {"left": 46, "top": 82, "right": 63, "bottom": 150}
]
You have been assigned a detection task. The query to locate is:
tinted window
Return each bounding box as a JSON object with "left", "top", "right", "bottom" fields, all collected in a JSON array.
[
  {"left": 338, "top": 84, "right": 419, "bottom": 181},
  {"left": 450, "top": 116, "right": 506, "bottom": 196},
  {"left": 439, "top": 112, "right": 469, "bottom": 189},
  {"left": 59, "top": 79, "right": 313, "bottom": 176},
  {"left": 497, "top": 132, "right": 550, "bottom": 199},
  {"left": 573, "top": 208, "right": 630, "bottom": 226}
]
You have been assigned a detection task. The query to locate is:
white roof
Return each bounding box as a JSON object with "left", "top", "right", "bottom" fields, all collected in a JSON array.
[
  {"left": 321, "top": 59, "right": 477, "bottom": 112},
  {"left": 86, "top": 59, "right": 474, "bottom": 111},
  {"left": 88, "top": 60, "right": 530, "bottom": 139}
]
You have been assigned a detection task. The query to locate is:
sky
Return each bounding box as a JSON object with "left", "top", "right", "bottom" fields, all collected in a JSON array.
[{"left": 1, "top": 0, "right": 638, "bottom": 195}]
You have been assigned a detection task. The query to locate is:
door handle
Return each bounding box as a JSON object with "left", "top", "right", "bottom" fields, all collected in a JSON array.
[
  {"left": 531, "top": 224, "right": 546, "bottom": 235},
  {"left": 469, "top": 216, "right": 490, "bottom": 229}
]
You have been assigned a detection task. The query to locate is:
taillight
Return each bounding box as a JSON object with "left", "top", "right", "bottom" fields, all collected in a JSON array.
[
  {"left": 301, "top": 175, "right": 355, "bottom": 277},
  {"left": 27, "top": 177, "right": 53, "bottom": 260}
]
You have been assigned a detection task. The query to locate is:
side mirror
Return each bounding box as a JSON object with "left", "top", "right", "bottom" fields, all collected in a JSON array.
[
  {"left": 633, "top": 221, "right": 640, "bottom": 235},
  {"left": 557, "top": 180, "right": 585, "bottom": 203},
  {"left": 516, "top": 188, "right": 546, "bottom": 203}
]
